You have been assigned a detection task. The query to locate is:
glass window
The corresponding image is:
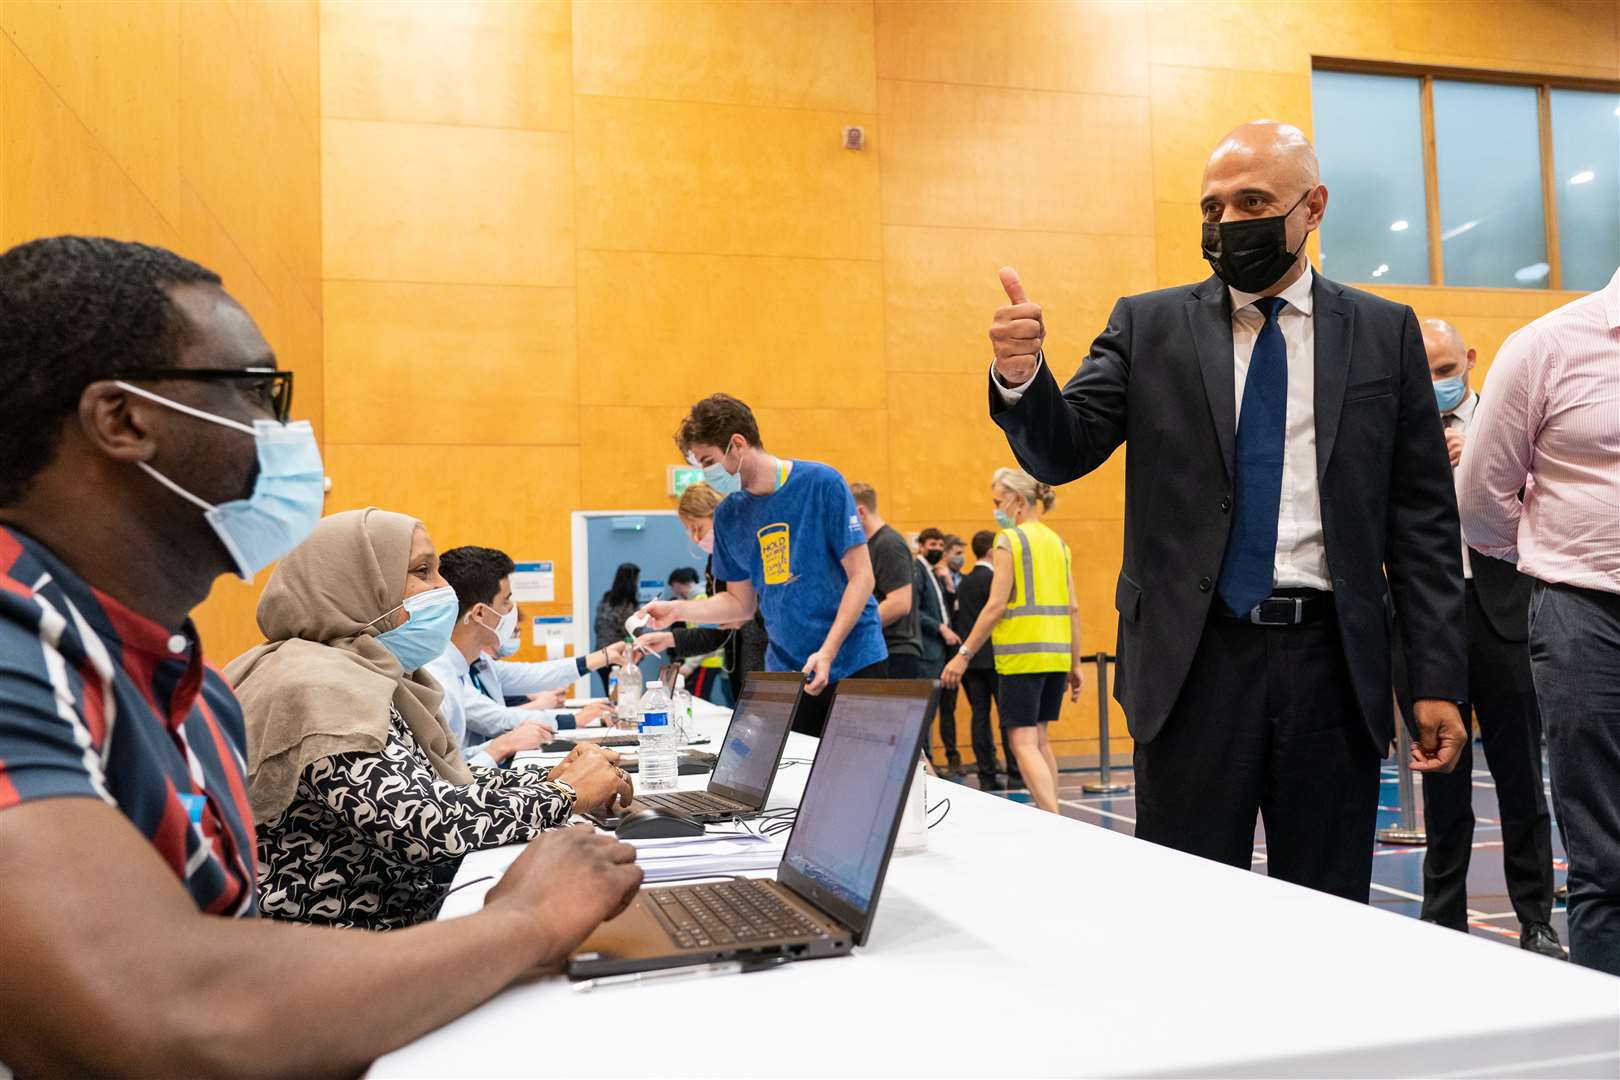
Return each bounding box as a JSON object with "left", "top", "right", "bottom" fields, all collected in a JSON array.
[
  {"left": 1432, "top": 81, "right": 1547, "bottom": 288},
  {"left": 1550, "top": 88, "right": 1620, "bottom": 291},
  {"left": 1312, "top": 71, "right": 1430, "bottom": 285}
]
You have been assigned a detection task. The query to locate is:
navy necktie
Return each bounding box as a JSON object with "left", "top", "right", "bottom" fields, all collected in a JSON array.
[{"left": 1216, "top": 296, "right": 1288, "bottom": 617}]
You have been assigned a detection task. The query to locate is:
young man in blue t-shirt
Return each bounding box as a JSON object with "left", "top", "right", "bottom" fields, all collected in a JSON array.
[{"left": 638, "top": 394, "right": 888, "bottom": 735}]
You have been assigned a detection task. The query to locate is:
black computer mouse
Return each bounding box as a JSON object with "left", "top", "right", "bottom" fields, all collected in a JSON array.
[{"left": 615, "top": 806, "right": 706, "bottom": 839}]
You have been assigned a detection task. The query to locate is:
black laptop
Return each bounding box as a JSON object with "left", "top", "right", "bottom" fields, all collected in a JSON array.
[
  {"left": 589, "top": 671, "right": 805, "bottom": 826},
  {"left": 569, "top": 679, "right": 938, "bottom": 978}
]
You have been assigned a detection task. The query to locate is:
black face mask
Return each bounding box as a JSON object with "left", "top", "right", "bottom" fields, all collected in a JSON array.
[
  {"left": 1201, "top": 190, "right": 1311, "bottom": 294},
  {"left": 924, "top": 549, "right": 944, "bottom": 565}
]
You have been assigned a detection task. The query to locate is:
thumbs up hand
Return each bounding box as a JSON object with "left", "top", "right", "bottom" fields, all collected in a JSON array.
[{"left": 990, "top": 267, "right": 1044, "bottom": 386}]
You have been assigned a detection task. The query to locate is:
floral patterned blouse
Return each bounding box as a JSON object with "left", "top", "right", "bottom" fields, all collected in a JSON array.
[{"left": 256, "top": 705, "right": 574, "bottom": 930}]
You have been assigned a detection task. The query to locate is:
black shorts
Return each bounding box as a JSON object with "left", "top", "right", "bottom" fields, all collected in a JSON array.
[{"left": 996, "top": 671, "right": 1065, "bottom": 728}]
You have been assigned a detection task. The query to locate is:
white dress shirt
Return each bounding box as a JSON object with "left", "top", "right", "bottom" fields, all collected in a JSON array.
[
  {"left": 464, "top": 654, "right": 585, "bottom": 740},
  {"left": 1441, "top": 390, "right": 1477, "bottom": 580},
  {"left": 992, "top": 262, "right": 1330, "bottom": 592}
]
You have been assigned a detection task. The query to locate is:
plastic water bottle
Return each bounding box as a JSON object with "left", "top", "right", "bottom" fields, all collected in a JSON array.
[
  {"left": 671, "top": 672, "right": 695, "bottom": 745},
  {"left": 638, "top": 680, "right": 678, "bottom": 792},
  {"left": 617, "top": 659, "right": 644, "bottom": 727}
]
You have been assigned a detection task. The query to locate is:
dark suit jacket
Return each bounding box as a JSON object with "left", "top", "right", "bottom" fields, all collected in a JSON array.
[
  {"left": 952, "top": 564, "right": 995, "bottom": 671},
  {"left": 913, "top": 559, "right": 950, "bottom": 665},
  {"left": 1469, "top": 552, "right": 1531, "bottom": 643},
  {"left": 990, "top": 272, "right": 1466, "bottom": 751}
]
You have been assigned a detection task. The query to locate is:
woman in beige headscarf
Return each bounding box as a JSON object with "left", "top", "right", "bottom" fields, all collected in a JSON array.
[{"left": 227, "top": 507, "right": 631, "bottom": 930}]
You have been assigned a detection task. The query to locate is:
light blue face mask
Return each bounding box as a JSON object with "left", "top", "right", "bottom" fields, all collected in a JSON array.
[
  {"left": 373, "top": 586, "right": 458, "bottom": 672},
  {"left": 702, "top": 455, "right": 742, "bottom": 496},
  {"left": 993, "top": 509, "right": 1015, "bottom": 529},
  {"left": 117, "top": 381, "right": 326, "bottom": 581},
  {"left": 497, "top": 631, "right": 522, "bottom": 658},
  {"left": 1433, "top": 375, "right": 1467, "bottom": 413}
]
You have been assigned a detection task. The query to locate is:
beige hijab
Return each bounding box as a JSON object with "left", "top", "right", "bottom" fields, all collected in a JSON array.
[{"left": 225, "top": 507, "right": 475, "bottom": 824}]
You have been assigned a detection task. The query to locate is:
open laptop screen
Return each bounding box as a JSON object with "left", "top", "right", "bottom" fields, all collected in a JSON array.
[
  {"left": 708, "top": 673, "right": 800, "bottom": 807},
  {"left": 779, "top": 680, "right": 935, "bottom": 942}
]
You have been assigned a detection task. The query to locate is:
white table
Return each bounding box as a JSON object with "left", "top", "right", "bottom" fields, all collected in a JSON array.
[{"left": 374, "top": 704, "right": 1620, "bottom": 1078}]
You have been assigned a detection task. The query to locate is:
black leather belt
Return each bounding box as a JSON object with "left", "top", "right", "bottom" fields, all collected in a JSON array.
[{"left": 1225, "top": 591, "right": 1334, "bottom": 626}]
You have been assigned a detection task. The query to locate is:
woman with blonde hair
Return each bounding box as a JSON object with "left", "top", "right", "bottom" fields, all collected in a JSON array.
[
  {"left": 942, "top": 468, "right": 1082, "bottom": 813},
  {"left": 634, "top": 482, "right": 768, "bottom": 703},
  {"left": 227, "top": 507, "right": 632, "bottom": 929}
]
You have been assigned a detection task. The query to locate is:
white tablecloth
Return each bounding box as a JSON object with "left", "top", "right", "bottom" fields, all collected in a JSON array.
[{"left": 374, "top": 701, "right": 1620, "bottom": 1078}]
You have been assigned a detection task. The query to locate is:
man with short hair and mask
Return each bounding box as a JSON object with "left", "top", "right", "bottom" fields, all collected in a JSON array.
[
  {"left": 428, "top": 545, "right": 623, "bottom": 767},
  {"left": 985, "top": 121, "right": 1468, "bottom": 902},
  {"left": 1414, "top": 319, "right": 1561, "bottom": 957},
  {"left": 0, "top": 237, "right": 643, "bottom": 1075},
  {"left": 639, "top": 393, "right": 888, "bottom": 738}
]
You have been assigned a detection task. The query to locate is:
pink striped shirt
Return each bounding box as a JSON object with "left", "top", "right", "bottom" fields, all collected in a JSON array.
[{"left": 1458, "top": 267, "right": 1620, "bottom": 595}]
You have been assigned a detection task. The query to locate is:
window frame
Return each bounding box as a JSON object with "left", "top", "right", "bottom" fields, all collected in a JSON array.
[{"left": 1313, "top": 57, "right": 1620, "bottom": 291}]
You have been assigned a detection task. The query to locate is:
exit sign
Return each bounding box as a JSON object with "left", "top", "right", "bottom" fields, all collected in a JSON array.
[{"left": 668, "top": 465, "right": 704, "bottom": 497}]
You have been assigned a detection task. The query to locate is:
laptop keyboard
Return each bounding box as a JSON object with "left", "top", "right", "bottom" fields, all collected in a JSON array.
[
  {"left": 651, "top": 880, "right": 823, "bottom": 949},
  {"left": 642, "top": 790, "right": 748, "bottom": 816}
]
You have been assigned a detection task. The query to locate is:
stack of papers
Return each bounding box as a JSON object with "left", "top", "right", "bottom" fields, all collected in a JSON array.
[{"left": 618, "top": 832, "right": 785, "bottom": 883}]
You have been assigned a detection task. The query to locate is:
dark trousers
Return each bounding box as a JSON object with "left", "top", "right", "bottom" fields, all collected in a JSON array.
[
  {"left": 1529, "top": 581, "right": 1620, "bottom": 974},
  {"left": 962, "top": 669, "right": 1001, "bottom": 785},
  {"left": 936, "top": 684, "right": 962, "bottom": 765},
  {"left": 792, "top": 657, "right": 890, "bottom": 737},
  {"left": 1421, "top": 581, "right": 1553, "bottom": 929},
  {"left": 1134, "top": 609, "right": 1382, "bottom": 902}
]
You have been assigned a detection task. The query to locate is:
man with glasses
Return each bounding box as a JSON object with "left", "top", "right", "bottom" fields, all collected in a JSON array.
[{"left": 0, "top": 236, "right": 641, "bottom": 1075}]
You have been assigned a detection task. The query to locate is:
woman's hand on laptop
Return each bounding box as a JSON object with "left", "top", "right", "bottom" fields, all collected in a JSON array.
[{"left": 549, "top": 744, "right": 634, "bottom": 814}]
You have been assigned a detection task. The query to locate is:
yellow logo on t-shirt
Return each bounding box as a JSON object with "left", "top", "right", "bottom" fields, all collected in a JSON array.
[{"left": 758, "top": 522, "right": 792, "bottom": 585}]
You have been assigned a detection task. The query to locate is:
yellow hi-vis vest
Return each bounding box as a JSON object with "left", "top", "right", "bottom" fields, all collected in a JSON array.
[{"left": 990, "top": 520, "right": 1074, "bottom": 675}]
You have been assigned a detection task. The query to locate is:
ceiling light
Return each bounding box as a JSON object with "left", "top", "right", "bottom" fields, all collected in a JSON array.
[
  {"left": 1570, "top": 169, "right": 1596, "bottom": 185},
  {"left": 1441, "top": 219, "right": 1480, "bottom": 242},
  {"left": 1389, "top": 220, "right": 1410, "bottom": 232},
  {"left": 1513, "top": 262, "right": 1551, "bottom": 284}
]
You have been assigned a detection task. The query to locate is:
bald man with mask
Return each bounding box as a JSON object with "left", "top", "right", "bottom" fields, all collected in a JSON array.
[
  {"left": 1419, "top": 319, "right": 1561, "bottom": 957},
  {"left": 986, "top": 122, "right": 1467, "bottom": 902}
]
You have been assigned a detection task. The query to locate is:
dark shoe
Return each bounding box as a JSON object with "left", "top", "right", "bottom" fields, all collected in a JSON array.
[
  {"left": 1520, "top": 922, "right": 1568, "bottom": 960},
  {"left": 1005, "top": 774, "right": 1026, "bottom": 791},
  {"left": 977, "top": 773, "right": 1003, "bottom": 792}
]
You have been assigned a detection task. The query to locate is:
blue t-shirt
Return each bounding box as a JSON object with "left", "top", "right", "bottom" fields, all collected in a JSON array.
[{"left": 710, "top": 460, "right": 887, "bottom": 681}]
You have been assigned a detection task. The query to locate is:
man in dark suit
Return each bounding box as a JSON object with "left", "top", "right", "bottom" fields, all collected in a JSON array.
[
  {"left": 1417, "top": 318, "right": 1562, "bottom": 957},
  {"left": 955, "top": 530, "right": 1007, "bottom": 790},
  {"left": 913, "top": 527, "right": 960, "bottom": 772},
  {"left": 985, "top": 121, "right": 1467, "bottom": 901}
]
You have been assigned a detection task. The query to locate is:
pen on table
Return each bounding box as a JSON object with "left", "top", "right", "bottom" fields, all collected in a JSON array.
[{"left": 571, "top": 957, "right": 788, "bottom": 993}]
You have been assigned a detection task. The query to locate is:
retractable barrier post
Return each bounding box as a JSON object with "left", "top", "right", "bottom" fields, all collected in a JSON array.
[
  {"left": 1082, "top": 652, "right": 1130, "bottom": 795},
  {"left": 1377, "top": 692, "right": 1426, "bottom": 845}
]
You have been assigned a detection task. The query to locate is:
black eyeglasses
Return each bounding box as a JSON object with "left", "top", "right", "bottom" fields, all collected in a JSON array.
[{"left": 116, "top": 367, "right": 294, "bottom": 423}]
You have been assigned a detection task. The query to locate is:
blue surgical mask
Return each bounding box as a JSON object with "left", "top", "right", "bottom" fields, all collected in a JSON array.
[
  {"left": 373, "top": 586, "right": 458, "bottom": 672},
  {"left": 702, "top": 456, "right": 742, "bottom": 496},
  {"left": 994, "top": 509, "right": 1015, "bottom": 529},
  {"left": 1433, "top": 375, "right": 1467, "bottom": 413},
  {"left": 497, "top": 630, "right": 522, "bottom": 659},
  {"left": 118, "top": 381, "right": 326, "bottom": 580}
]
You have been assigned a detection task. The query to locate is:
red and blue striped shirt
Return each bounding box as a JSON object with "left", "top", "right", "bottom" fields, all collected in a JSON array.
[{"left": 0, "top": 525, "right": 257, "bottom": 916}]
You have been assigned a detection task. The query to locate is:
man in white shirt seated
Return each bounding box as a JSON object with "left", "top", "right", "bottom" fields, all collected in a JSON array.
[{"left": 427, "top": 546, "right": 622, "bottom": 766}]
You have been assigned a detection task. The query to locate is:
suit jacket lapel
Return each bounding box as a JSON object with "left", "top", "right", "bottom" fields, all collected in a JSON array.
[
  {"left": 1312, "top": 275, "right": 1355, "bottom": 480},
  {"left": 1186, "top": 276, "right": 1236, "bottom": 484}
]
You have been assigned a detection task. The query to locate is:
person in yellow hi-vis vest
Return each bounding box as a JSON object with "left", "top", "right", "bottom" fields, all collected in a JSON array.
[{"left": 942, "top": 468, "right": 1083, "bottom": 813}]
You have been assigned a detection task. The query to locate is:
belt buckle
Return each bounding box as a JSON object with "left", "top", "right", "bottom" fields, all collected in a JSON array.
[{"left": 1248, "top": 597, "right": 1302, "bottom": 626}]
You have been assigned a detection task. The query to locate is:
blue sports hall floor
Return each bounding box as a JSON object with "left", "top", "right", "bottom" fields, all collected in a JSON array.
[{"left": 959, "top": 745, "right": 1567, "bottom": 948}]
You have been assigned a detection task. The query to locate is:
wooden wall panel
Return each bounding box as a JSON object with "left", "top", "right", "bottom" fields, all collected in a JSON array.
[
  {"left": 573, "top": 0, "right": 875, "bottom": 111},
  {"left": 322, "top": 0, "right": 571, "bottom": 130},
  {"left": 574, "top": 95, "right": 881, "bottom": 259}
]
